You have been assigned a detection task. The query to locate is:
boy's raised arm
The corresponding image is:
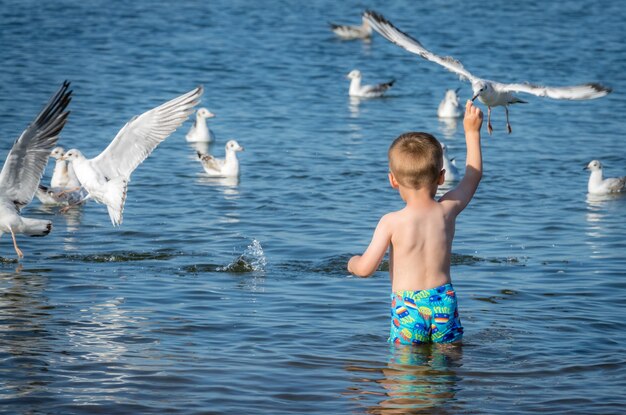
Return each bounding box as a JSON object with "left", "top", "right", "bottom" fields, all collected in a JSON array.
[
  {"left": 348, "top": 215, "right": 392, "bottom": 277},
  {"left": 440, "top": 100, "right": 483, "bottom": 214}
]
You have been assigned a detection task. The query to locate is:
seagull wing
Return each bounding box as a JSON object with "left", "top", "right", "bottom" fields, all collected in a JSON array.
[
  {"left": 497, "top": 82, "right": 611, "bottom": 100},
  {"left": 198, "top": 153, "right": 224, "bottom": 172},
  {"left": 605, "top": 176, "right": 626, "bottom": 192},
  {"left": 0, "top": 81, "right": 72, "bottom": 211},
  {"left": 91, "top": 86, "right": 203, "bottom": 180},
  {"left": 363, "top": 80, "right": 395, "bottom": 96},
  {"left": 363, "top": 10, "right": 478, "bottom": 82}
]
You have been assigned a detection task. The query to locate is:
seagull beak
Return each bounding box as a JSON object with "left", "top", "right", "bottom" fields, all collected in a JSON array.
[
  {"left": 583, "top": 165, "right": 589, "bottom": 171},
  {"left": 59, "top": 155, "right": 66, "bottom": 160},
  {"left": 471, "top": 92, "right": 480, "bottom": 102}
]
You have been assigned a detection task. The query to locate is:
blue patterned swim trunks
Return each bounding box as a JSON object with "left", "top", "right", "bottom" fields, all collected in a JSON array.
[{"left": 389, "top": 283, "right": 463, "bottom": 345}]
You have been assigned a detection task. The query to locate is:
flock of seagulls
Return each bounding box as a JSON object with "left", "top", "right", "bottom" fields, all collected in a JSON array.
[
  {"left": 0, "top": 80, "right": 250, "bottom": 257},
  {"left": 361, "top": 11, "right": 612, "bottom": 134},
  {"left": 0, "top": 9, "right": 621, "bottom": 259},
  {"left": 332, "top": 10, "right": 620, "bottom": 198}
]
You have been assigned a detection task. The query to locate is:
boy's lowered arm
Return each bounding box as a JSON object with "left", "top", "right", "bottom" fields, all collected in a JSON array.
[
  {"left": 348, "top": 215, "right": 392, "bottom": 277},
  {"left": 440, "top": 100, "right": 483, "bottom": 214}
]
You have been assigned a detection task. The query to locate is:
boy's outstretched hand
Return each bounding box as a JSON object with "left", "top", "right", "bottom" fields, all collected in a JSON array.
[{"left": 464, "top": 100, "right": 483, "bottom": 134}]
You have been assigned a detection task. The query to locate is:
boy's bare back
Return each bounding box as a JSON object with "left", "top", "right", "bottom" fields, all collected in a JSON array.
[{"left": 348, "top": 101, "right": 483, "bottom": 292}]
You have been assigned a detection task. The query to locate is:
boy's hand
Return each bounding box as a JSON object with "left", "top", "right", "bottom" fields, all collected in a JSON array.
[{"left": 463, "top": 100, "right": 483, "bottom": 134}]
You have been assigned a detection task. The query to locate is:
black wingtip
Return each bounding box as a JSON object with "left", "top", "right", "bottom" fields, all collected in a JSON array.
[
  {"left": 588, "top": 83, "right": 612, "bottom": 95},
  {"left": 363, "top": 10, "right": 385, "bottom": 23}
]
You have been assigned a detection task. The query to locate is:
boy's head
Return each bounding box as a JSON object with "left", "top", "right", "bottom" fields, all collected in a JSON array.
[{"left": 388, "top": 132, "right": 444, "bottom": 189}]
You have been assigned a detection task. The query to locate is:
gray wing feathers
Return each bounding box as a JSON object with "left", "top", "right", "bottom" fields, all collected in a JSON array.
[
  {"left": 197, "top": 152, "right": 223, "bottom": 171},
  {"left": 363, "top": 11, "right": 476, "bottom": 82},
  {"left": 92, "top": 86, "right": 203, "bottom": 179},
  {"left": 606, "top": 177, "right": 626, "bottom": 192},
  {"left": 500, "top": 82, "right": 612, "bottom": 100},
  {"left": 0, "top": 81, "right": 72, "bottom": 210}
]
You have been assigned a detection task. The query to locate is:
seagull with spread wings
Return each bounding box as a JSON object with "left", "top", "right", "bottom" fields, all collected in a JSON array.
[
  {"left": 0, "top": 81, "right": 72, "bottom": 258},
  {"left": 364, "top": 11, "right": 612, "bottom": 134},
  {"left": 63, "top": 86, "right": 203, "bottom": 226}
]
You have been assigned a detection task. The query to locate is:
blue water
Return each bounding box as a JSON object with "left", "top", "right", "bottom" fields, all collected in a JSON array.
[{"left": 1, "top": 0, "right": 625, "bottom": 413}]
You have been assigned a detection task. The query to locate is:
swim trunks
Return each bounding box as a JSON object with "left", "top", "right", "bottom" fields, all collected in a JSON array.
[{"left": 389, "top": 283, "right": 463, "bottom": 345}]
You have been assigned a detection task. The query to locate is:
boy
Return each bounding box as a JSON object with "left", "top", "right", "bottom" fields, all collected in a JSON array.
[{"left": 347, "top": 100, "right": 483, "bottom": 345}]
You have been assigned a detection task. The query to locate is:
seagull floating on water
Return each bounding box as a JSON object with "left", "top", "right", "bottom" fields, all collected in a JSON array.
[
  {"left": 197, "top": 139, "right": 244, "bottom": 178},
  {"left": 0, "top": 81, "right": 72, "bottom": 258},
  {"left": 49, "top": 146, "right": 80, "bottom": 188},
  {"left": 584, "top": 160, "right": 625, "bottom": 195},
  {"left": 438, "top": 89, "right": 462, "bottom": 118},
  {"left": 63, "top": 86, "right": 203, "bottom": 226},
  {"left": 186, "top": 107, "right": 216, "bottom": 143},
  {"left": 364, "top": 11, "right": 612, "bottom": 134},
  {"left": 35, "top": 146, "right": 87, "bottom": 206},
  {"left": 330, "top": 16, "right": 372, "bottom": 40},
  {"left": 347, "top": 69, "right": 395, "bottom": 98},
  {"left": 441, "top": 143, "right": 459, "bottom": 182}
]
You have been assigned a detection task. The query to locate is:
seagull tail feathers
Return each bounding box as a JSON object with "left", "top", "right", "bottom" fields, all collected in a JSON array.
[
  {"left": 104, "top": 177, "right": 128, "bottom": 227},
  {"left": 22, "top": 218, "right": 53, "bottom": 237}
]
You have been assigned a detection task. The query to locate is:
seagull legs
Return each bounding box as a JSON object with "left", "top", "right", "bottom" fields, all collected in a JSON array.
[
  {"left": 505, "top": 106, "right": 512, "bottom": 134},
  {"left": 9, "top": 227, "right": 24, "bottom": 259},
  {"left": 56, "top": 186, "right": 81, "bottom": 197},
  {"left": 487, "top": 107, "right": 493, "bottom": 135}
]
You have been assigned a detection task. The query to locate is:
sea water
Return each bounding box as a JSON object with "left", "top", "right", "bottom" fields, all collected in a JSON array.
[{"left": 1, "top": 0, "right": 625, "bottom": 413}]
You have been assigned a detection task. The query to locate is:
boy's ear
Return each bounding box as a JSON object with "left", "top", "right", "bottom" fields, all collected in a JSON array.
[
  {"left": 438, "top": 169, "right": 446, "bottom": 185},
  {"left": 388, "top": 172, "right": 400, "bottom": 189}
]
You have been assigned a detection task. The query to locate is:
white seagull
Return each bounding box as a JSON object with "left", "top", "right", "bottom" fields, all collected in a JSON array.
[
  {"left": 329, "top": 16, "right": 372, "bottom": 40},
  {"left": 49, "top": 146, "right": 80, "bottom": 188},
  {"left": 347, "top": 69, "right": 395, "bottom": 98},
  {"left": 186, "top": 107, "right": 216, "bottom": 143},
  {"left": 63, "top": 86, "right": 203, "bottom": 226},
  {"left": 364, "top": 11, "right": 612, "bottom": 134},
  {"left": 584, "top": 160, "right": 625, "bottom": 195},
  {"left": 0, "top": 81, "right": 72, "bottom": 258},
  {"left": 438, "top": 89, "right": 462, "bottom": 118},
  {"left": 197, "top": 139, "right": 244, "bottom": 178},
  {"left": 35, "top": 146, "right": 87, "bottom": 206},
  {"left": 441, "top": 143, "right": 459, "bottom": 182}
]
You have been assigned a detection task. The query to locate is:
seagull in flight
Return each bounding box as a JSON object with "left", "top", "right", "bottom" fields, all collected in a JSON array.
[
  {"left": 364, "top": 11, "right": 612, "bottom": 134},
  {"left": 63, "top": 86, "right": 203, "bottom": 226},
  {"left": 347, "top": 69, "right": 395, "bottom": 98},
  {"left": 0, "top": 81, "right": 72, "bottom": 258}
]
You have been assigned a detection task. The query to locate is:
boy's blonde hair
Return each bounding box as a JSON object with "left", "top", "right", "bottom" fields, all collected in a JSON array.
[{"left": 388, "top": 132, "right": 443, "bottom": 189}]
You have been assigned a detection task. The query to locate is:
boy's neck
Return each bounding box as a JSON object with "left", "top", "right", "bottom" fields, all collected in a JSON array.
[{"left": 398, "top": 184, "right": 438, "bottom": 206}]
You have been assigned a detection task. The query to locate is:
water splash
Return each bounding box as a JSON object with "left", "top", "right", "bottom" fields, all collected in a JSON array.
[{"left": 218, "top": 239, "right": 267, "bottom": 273}]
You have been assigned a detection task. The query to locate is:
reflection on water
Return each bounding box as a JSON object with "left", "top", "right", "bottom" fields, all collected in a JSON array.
[
  {"left": 347, "top": 344, "right": 462, "bottom": 414},
  {"left": 196, "top": 175, "right": 240, "bottom": 200},
  {"left": 0, "top": 272, "right": 51, "bottom": 400},
  {"left": 349, "top": 97, "right": 362, "bottom": 117},
  {"left": 65, "top": 297, "right": 138, "bottom": 364},
  {"left": 437, "top": 118, "right": 459, "bottom": 139},
  {"left": 187, "top": 141, "right": 213, "bottom": 157}
]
